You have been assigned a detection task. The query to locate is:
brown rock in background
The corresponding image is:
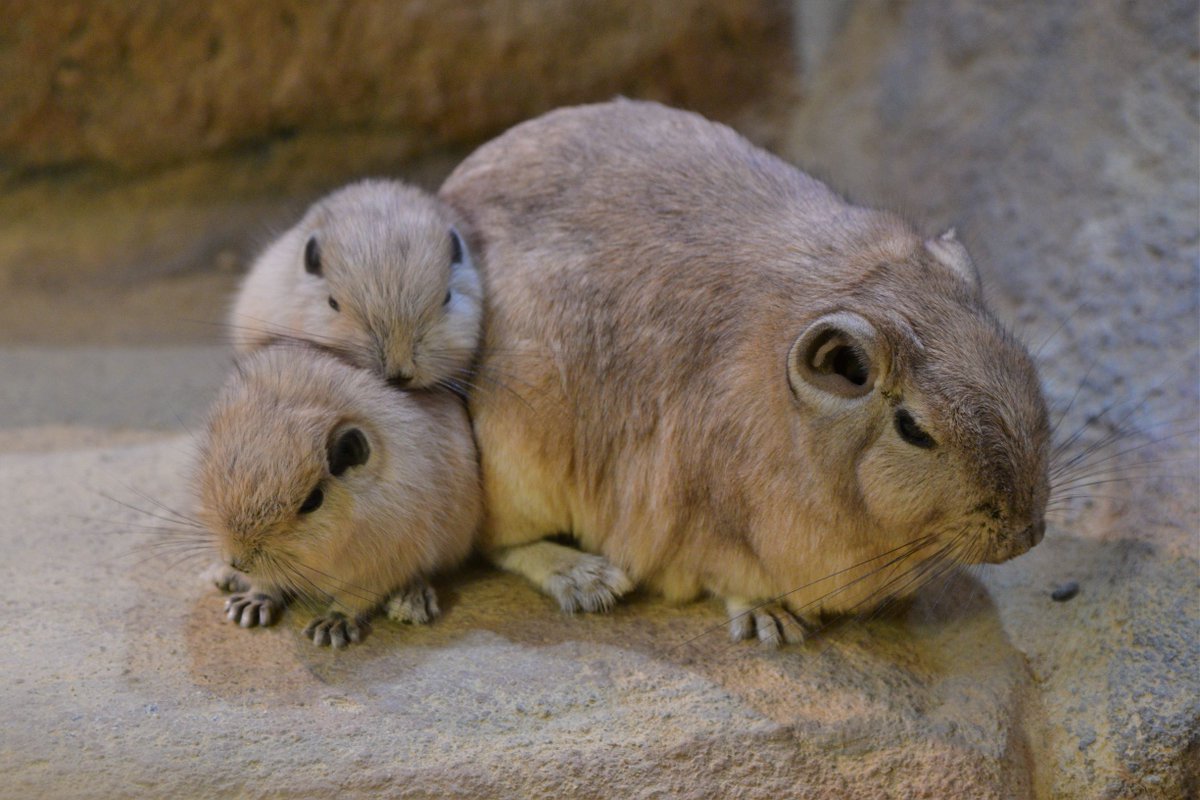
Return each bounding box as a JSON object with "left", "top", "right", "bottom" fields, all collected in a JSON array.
[
  {"left": 0, "top": 0, "right": 796, "bottom": 340},
  {"left": 1, "top": 0, "right": 795, "bottom": 174}
]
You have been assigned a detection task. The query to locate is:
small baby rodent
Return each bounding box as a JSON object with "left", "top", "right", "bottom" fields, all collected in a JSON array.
[
  {"left": 196, "top": 344, "right": 481, "bottom": 647},
  {"left": 230, "top": 179, "right": 483, "bottom": 389},
  {"left": 440, "top": 99, "right": 1050, "bottom": 645}
]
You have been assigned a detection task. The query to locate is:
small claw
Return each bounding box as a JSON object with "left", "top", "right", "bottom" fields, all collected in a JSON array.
[
  {"left": 223, "top": 592, "right": 278, "bottom": 629},
  {"left": 302, "top": 618, "right": 323, "bottom": 645},
  {"left": 755, "top": 610, "right": 783, "bottom": 648},
  {"left": 781, "top": 613, "right": 809, "bottom": 645},
  {"left": 728, "top": 611, "right": 754, "bottom": 642},
  {"left": 727, "top": 600, "right": 813, "bottom": 648},
  {"left": 224, "top": 596, "right": 247, "bottom": 624},
  {"left": 304, "top": 613, "right": 365, "bottom": 648},
  {"left": 330, "top": 624, "right": 348, "bottom": 649},
  {"left": 386, "top": 580, "right": 441, "bottom": 625}
]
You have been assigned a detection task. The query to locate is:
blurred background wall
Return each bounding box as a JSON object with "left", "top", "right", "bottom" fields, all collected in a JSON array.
[
  {"left": 0, "top": 2, "right": 1196, "bottom": 797},
  {"left": 0, "top": 0, "right": 795, "bottom": 339}
]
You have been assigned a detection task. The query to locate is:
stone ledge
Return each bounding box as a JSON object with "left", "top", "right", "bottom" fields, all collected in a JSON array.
[{"left": 2, "top": 435, "right": 1048, "bottom": 799}]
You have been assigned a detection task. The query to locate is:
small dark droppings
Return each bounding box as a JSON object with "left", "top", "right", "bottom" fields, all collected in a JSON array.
[{"left": 1051, "top": 581, "right": 1080, "bottom": 602}]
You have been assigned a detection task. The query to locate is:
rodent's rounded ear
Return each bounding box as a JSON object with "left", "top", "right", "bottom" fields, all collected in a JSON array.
[
  {"left": 788, "top": 312, "right": 882, "bottom": 402},
  {"left": 449, "top": 227, "right": 468, "bottom": 267},
  {"left": 304, "top": 236, "right": 322, "bottom": 276},
  {"left": 926, "top": 228, "right": 979, "bottom": 289},
  {"left": 328, "top": 427, "right": 370, "bottom": 477}
]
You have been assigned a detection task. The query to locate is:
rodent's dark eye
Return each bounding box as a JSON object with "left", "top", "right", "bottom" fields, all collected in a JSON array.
[
  {"left": 298, "top": 486, "right": 324, "bottom": 514},
  {"left": 895, "top": 409, "right": 936, "bottom": 449},
  {"left": 328, "top": 296, "right": 339, "bottom": 312},
  {"left": 304, "top": 237, "right": 322, "bottom": 276},
  {"left": 444, "top": 289, "right": 452, "bottom": 306}
]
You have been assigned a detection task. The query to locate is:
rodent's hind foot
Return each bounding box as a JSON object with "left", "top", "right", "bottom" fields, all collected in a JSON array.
[
  {"left": 304, "top": 611, "right": 367, "bottom": 648},
  {"left": 225, "top": 592, "right": 281, "bottom": 628},
  {"left": 725, "top": 599, "right": 814, "bottom": 648},
  {"left": 203, "top": 562, "right": 252, "bottom": 594},
  {"left": 492, "top": 540, "right": 634, "bottom": 614},
  {"left": 385, "top": 578, "right": 441, "bottom": 625}
]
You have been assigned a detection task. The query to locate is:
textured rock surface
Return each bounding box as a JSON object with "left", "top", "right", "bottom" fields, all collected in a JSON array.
[
  {"left": 787, "top": 2, "right": 1199, "bottom": 797},
  {"left": 1, "top": 1, "right": 1197, "bottom": 798},
  {"left": 3, "top": 431, "right": 1044, "bottom": 799}
]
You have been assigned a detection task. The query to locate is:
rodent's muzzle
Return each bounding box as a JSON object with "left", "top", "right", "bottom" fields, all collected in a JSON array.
[{"left": 984, "top": 518, "right": 1046, "bottom": 563}]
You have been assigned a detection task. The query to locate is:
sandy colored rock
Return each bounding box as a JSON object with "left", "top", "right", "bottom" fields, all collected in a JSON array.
[
  {"left": 0, "top": 0, "right": 794, "bottom": 174},
  {"left": 3, "top": 431, "right": 1043, "bottom": 799}
]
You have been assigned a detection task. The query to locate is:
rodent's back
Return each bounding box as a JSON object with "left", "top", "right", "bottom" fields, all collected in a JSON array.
[{"left": 443, "top": 101, "right": 922, "bottom": 421}]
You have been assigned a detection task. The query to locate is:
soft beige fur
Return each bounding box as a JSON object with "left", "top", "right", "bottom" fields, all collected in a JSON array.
[
  {"left": 196, "top": 344, "right": 481, "bottom": 647},
  {"left": 441, "top": 99, "right": 1050, "bottom": 645},
  {"left": 230, "top": 179, "right": 483, "bottom": 390}
]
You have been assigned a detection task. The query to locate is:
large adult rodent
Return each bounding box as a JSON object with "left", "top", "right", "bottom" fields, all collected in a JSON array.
[
  {"left": 196, "top": 344, "right": 481, "bottom": 647},
  {"left": 440, "top": 99, "right": 1050, "bottom": 645},
  {"left": 230, "top": 179, "right": 483, "bottom": 390}
]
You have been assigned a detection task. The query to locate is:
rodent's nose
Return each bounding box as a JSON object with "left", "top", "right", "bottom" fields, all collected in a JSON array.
[
  {"left": 230, "top": 557, "right": 249, "bottom": 573},
  {"left": 389, "top": 372, "right": 414, "bottom": 388},
  {"left": 1023, "top": 520, "right": 1046, "bottom": 548}
]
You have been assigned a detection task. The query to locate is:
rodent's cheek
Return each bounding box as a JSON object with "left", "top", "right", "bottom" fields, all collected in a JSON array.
[
  {"left": 328, "top": 318, "right": 375, "bottom": 368},
  {"left": 416, "top": 325, "right": 474, "bottom": 381},
  {"left": 857, "top": 447, "right": 961, "bottom": 530}
]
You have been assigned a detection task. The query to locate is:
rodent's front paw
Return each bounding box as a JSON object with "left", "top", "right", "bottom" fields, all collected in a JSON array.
[
  {"left": 725, "top": 599, "right": 814, "bottom": 648},
  {"left": 303, "top": 612, "right": 367, "bottom": 648},
  {"left": 224, "top": 592, "right": 280, "bottom": 628},
  {"left": 545, "top": 553, "right": 634, "bottom": 614},
  {"left": 203, "top": 563, "right": 252, "bottom": 594},
  {"left": 385, "top": 579, "right": 440, "bottom": 625}
]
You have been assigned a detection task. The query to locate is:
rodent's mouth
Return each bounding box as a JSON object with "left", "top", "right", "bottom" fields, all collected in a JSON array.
[{"left": 980, "top": 519, "right": 1045, "bottom": 564}]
